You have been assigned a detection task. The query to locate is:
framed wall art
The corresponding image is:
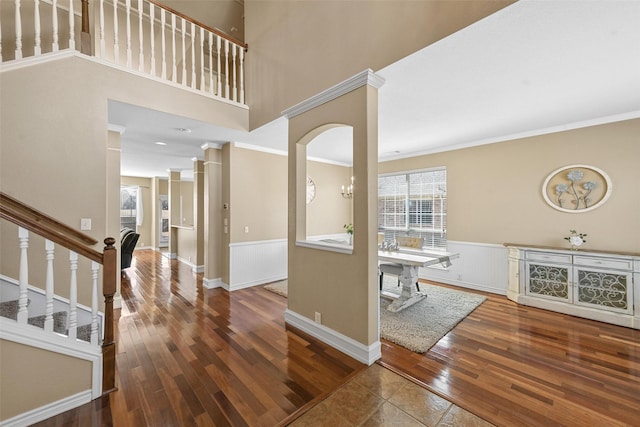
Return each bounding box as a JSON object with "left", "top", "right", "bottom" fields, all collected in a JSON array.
[{"left": 542, "top": 165, "right": 612, "bottom": 213}]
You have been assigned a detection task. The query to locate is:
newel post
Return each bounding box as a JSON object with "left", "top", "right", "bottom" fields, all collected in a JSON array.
[
  {"left": 102, "top": 237, "right": 117, "bottom": 394},
  {"left": 81, "top": 0, "right": 92, "bottom": 54}
]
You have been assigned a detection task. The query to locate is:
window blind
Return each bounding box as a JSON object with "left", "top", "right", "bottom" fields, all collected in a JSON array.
[{"left": 378, "top": 168, "right": 447, "bottom": 250}]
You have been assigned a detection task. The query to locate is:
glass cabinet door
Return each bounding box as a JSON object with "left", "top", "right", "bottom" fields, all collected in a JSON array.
[
  {"left": 526, "top": 262, "right": 571, "bottom": 302},
  {"left": 574, "top": 267, "right": 633, "bottom": 315}
]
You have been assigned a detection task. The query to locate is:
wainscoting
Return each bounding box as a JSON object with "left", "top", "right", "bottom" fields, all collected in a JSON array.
[
  {"left": 226, "top": 238, "right": 508, "bottom": 296},
  {"left": 419, "top": 241, "right": 508, "bottom": 295},
  {"left": 228, "top": 239, "right": 287, "bottom": 290}
]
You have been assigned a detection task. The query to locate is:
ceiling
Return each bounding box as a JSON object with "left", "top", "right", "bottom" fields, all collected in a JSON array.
[{"left": 112, "top": 0, "right": 640, "bottom": 180}]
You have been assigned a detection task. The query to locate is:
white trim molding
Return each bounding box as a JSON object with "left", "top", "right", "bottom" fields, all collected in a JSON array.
[
  {"left": 285, "top": 310, "right": 381, "bottom": 365},
  {"left": 203, "top": 277, "right": 224, "bottom": 290},
  {"left": 282, "top": 69, "right": 385, "bottom": 119}
]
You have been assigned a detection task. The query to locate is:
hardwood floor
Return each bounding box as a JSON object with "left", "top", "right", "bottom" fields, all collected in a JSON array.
[
  {"left": 33, "top": 250, "right": 639, "bottom": 426},
  {"left": 33, "top": 250, "right": 364, "bottom": 426},
  {"left": 380, "top": 283, "right": 640, "bottom": 427}
]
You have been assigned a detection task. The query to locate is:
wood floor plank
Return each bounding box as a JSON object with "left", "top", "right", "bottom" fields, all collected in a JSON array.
[{"left": 380, "top": 281, "right": 640, "bottom": 427}]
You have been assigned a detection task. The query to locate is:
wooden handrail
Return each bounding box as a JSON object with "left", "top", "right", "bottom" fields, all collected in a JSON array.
[
  {"left": 148, "top": 0, "right": 248, "bottom": 50},
  {"left": 0, "top": 192, "right": 102, "bottom": 263}
]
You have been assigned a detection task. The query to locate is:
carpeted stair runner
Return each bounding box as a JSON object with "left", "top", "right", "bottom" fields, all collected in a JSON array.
[{"left": 0, "top": 299, "right": 92, "bottom": 342}]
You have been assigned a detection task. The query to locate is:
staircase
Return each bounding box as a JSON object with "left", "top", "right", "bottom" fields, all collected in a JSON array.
[
  {"left": 0, "top": 192, "right": 117, "bottom": 426},
  {"left": 0, "top": 278, "right": 98, "bottom": 343}
]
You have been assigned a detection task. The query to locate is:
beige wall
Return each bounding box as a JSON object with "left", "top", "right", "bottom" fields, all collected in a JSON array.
[
  {"left": 244, "top": 0, "right": 514, "bottom": 129},
  {"left": 379, "top": 119, "right": 640, "bottom": 254},
  {"left": 0, "top": 340, "right": 91, "bottom": 421},
  {"left": 307, "top": 162, "right": 353, "bottom": 237}
]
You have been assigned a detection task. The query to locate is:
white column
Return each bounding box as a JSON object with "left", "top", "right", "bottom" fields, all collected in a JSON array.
[
  {"left": 14, "top": 0, "right": 23, "bottom": 60},
  {"left": 91, "top": 261, "right": 100, "bottom": 345},
  {"left": 52, "top": 0, "right": 59, "bottom": 51},
  {"left": 17, "top": 227, "right": 29, "bottom": 323},
  {"left": 34, "top": 0, "right": 41, "bottom": 55},
  {"left": 138, "top": 0, "right": 144, "bottom": 71},
  {"left": 68, "top": 0, "right": 75, "bottom": 50},
  {"left": 125, "top": 0, "right": 132, "bottom": 67},
  {"left": 113, "top": 0, "right": 119, "bottom": 63},
  {"left": 44, "top": 240, "right": 55, "bottom": 333},
  {"left": 149, "top": 3, "right": 155, "bottom": 76},
  {"left": 99, "top": 0, "right": 105, "bottom": 57},
  {"left": 224, "top": 39, "right": 230, "bottom": 99},
  {"left": 181, "top": 18, "right": 186, "bottom": 85},
  {"left": 68, "top": 251, "right": 78, "bottom": 340}
]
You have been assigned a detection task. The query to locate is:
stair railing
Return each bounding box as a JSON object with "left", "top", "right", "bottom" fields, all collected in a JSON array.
[
  {"left": 1, "top": 0, "right": 248, "bottom": 106},
  {"left": 0, "top": 192, "right": 117, "bottom": 395}
]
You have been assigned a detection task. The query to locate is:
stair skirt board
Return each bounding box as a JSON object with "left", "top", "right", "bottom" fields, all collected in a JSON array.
[{"left": 0, "top": 390, "right": 92, "bottom": 427}]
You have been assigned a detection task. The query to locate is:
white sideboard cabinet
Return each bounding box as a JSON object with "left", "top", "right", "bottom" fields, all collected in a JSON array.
[{"left": 506, "top": 244, "right": 640, "bottom": 329}]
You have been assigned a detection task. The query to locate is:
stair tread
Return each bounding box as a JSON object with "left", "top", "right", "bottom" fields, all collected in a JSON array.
[{"left": 28, "top": 311, "right": 68, "bottom": 333}]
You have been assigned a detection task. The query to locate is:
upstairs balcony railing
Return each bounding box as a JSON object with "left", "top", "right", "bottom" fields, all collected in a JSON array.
[{"left": 0, "top": 0, "right": 247, "bottom": 106}]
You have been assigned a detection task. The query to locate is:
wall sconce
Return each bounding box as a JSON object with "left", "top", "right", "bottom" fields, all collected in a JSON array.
[{"left": 341, "top": 176, "right": 354, "bottom": 199}]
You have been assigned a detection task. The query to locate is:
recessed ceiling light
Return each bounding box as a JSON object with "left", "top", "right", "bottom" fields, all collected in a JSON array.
[
  {"left": 176, "top": 127, "right": 192, "bottom": 133},
  {"left": 155, "top": 141, "right": 167, "bottom": 146}
]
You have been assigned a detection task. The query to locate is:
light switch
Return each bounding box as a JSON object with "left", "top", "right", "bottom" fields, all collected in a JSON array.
[
  {"left": 80, "top": 218, "right": 92, "bottom": 231},
  {"left": 244, "top": 226, "right": 249, "bottom": 233}
]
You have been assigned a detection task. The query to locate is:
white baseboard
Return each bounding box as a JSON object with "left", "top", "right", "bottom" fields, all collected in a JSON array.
[
  {"left": 284, "top": 309, "right": 380, "bottom": 365},
  {"left": 175, "top": 256, "right": 204, "bottom": 273},
  {"left": 203, "top": 277, "right": 224, "bottom": 290},
  {"left": 0, "top": 390, "right": 92, "bottom": 427}
]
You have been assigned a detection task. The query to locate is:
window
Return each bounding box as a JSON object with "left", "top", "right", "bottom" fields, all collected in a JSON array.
[
  {"left": 378, "top": 168, "right": 447, "bottom": 249},
  {"left": 120, "top": 186, "right": 138, "bottom": 230}
]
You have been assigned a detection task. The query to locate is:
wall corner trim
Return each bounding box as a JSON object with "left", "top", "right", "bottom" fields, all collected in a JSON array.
[
  {"left": 284, "top": 309, "right": 381, "bottom": 365},
  {"left": 201, "top": 142, "right": 224, "bottom": 151},
  {"left": 203, "top": 277, "right": 223, "bottom": 289},
  {"left": 281, "top": 69, "right": 385, "bottom": 120}
]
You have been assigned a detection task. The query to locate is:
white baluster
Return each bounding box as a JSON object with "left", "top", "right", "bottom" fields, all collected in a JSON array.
[
  {"left": 68, "top": 0, "right": 75, "bottom": 50},
  {"left": 14, "top": 0, "right": 23, "bottom": 60},
  {"left": 113, "top": 0, "right": 119, "bottom": 63},
  {"left": 125, "top": 0, "right": 131, "bottom": 67},
  {"left": 44, "top": 240, "right": 55, "bottom": 333},
  {"left": 68, "top": 251, "right": 78, "bottom": 340},
  {"left": 239, "top": 47, "right": 245, "bottom": 104},
  {"left": 171, "top": 13, "right": 176, "bottom": 82},
  {"left": 90, "top": 261, "right": 99, "bottom": 345},
  {"left": 199, "top": 28, "right": 204, "bottom": 92},
  {"left": 99, "top": 0, "right": 105, "bottom": 57},
  {"left": 216, "top": 35, "right": 221, "bottom": 96},
  {"left": 149, "top": 3, "right": 155, "bottom": 76},
  {"left": 137, "top": 0, "right": 143, "bottom": 71},
  {"left": 161, "top": 8, "right": 166, "bottom": 79},
  {"left": 224, "top": 39, "right": 229, "bottom": 99},
  {"left": 17, "top": 227, "right": 29, "bottom": 324},
  {"left": 52, "top": 0, "right": 59, "bottom": 51},
  {"left": 232, "top": 44, "right": 237, "bottom": 102},
  {"left": 208, "top": 32, "right": 213, "bottom": 95},
  {"left": 1, "top": 18, "right": 3, "bottom": 62},
  {"left": 190, "top": 22, "right": 196, "bottom": 89},
  {"left": 181, "top": 18, "right": 186, "bottom": 85},
  {"left": 34, "top": 0, "right": 41, "bottom": 55}
]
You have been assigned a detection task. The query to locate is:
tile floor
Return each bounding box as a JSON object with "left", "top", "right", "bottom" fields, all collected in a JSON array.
[{"left": 290, "top": 364, "right": 494, "bottom": 427}]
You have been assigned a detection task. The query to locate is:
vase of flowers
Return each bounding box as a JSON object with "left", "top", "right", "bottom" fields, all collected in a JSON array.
[
  {"left": 344, "top": 223, "right": 353, "bottom": 245},
  {"left": 564, "top": 229, "right": 587, "bottom": 250}
]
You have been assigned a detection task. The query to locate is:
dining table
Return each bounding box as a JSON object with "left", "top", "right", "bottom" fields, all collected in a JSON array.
[{"left": 378, "top": 249, "right": 459, "bottom": 312}]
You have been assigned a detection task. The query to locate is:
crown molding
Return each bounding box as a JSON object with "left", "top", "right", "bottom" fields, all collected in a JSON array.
[
  {"left": 282, "top": 69, "right": 385, "bottom": 119},
  {"left": 201, "top": 142, "right": 224, "bottom": 150}
]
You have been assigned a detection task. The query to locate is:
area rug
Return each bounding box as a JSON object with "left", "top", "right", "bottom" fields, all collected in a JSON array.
[
  {"left": 264, "top": 280, "right": 288, "bottom": 297},
  {"left": 263, "top": 277, "right": 486, "bottom": 353},
  {"left": 380, "top": 280, "right": 486, "bottom": 353}
]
